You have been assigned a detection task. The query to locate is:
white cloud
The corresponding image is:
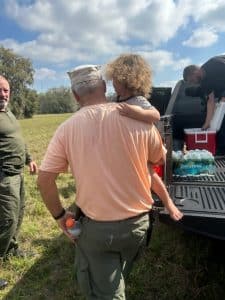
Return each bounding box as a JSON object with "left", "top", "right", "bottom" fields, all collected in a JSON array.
[
  {"left": 33, "top": 68, "right": 70, "bottom": 91},
  {"left": 1, "top": 37, "right": 96, "bottom": 64},
  {"left": 129, "top": 0, "right": 190, "bottom": 45},
  {"left": 183, "top": 27, "right": 218, "bottom": 48},
  {"left": 186, "top": 0, "right": 225, "bottom": 31},
  {"left": 138, "top": 50, "right": 191, "bottom": 74},
  {"left": 2, "top": 0, "right": 225, "bottom": 91},
  {"left": 172, "top": 58, "right": 192, "bottom": 71},
  {"left": 34, "top": 68, "right": 57, "bottom": 80},
  {"left": 4, "top": 0, "right": 223, "bottom": 67},
  {"left": 158, "top": 80, "right": 178, "bottom": 91},
  {"left": 3, "top": 0, "right": 191, "bottom": 65},
  {"left": 4, "top": 0, "right": 126, "bottom": 63}
]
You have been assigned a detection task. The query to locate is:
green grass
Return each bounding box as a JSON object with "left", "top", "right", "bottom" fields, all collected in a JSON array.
[{"left": 1, "top": 113, "right": 225, "bottom": 300}]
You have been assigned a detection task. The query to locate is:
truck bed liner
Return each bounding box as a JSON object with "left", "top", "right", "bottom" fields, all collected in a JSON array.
[
  {"left": 169, "top": 184, "right": 225, "bottom": 214},
  {"left": 159, "top": 157, "right": 225, "bottom": 240},
  {"left": 156, "top": 82, "right": 225, "bottom": 240}
]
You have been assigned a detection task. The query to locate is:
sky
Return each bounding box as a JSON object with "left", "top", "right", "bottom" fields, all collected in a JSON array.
[{"left": 1, "top": 0, "right": 225, "bottom": 93}]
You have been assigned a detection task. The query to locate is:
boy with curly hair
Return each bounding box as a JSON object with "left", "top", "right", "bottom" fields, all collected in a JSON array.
[{"left": 104, "top": 53, "right": 182, "bottom": 221}]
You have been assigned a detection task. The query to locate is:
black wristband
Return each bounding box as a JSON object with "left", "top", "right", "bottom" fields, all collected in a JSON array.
[{"left": 53, "top": 208, "right": 66, "bottom": 220}]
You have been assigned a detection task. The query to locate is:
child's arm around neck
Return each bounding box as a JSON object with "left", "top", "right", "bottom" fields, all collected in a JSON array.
[{"left": 117, "top": 103, "right": 160, "bottom": 124}]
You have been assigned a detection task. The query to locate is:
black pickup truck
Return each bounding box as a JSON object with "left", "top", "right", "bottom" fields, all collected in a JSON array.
[{"left": 150, "top": 81, "right": 225, "bottom": 241}]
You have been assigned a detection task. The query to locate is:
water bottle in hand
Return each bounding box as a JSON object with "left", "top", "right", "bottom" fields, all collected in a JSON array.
[{"left": 66, "top": 217, "right": 81, "bottom": 238}]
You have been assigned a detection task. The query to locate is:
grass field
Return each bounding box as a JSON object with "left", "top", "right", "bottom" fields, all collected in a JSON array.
[{"left": 1, "top": 113, "right": 225, "bottom": 300}]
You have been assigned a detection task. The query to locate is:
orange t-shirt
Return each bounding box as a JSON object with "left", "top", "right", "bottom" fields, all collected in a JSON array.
[{"left": 40, "top": 103, "right": 164, "bottom": 221}]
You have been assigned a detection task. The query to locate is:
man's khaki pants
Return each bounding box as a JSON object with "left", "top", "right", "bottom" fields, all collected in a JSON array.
[{"left": 75, "top": 213, "right": 149, "bottom": 300}]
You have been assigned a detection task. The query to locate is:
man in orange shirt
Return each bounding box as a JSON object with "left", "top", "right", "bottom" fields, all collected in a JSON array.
[{"left": 37, "top": 65, "right": 182, "bottom": 299}]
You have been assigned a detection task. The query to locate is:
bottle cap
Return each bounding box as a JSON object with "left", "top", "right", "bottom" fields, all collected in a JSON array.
[{"left": 66, "top": 217, "right": 76, "bottom": 228}]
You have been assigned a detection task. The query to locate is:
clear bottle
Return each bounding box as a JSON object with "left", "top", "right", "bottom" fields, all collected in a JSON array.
[
  {"left": 66, "top": 217, "right": 81, "bottom": 238},
  {"left": 183, "top": 142, "right": 188, "bottom": 155}
]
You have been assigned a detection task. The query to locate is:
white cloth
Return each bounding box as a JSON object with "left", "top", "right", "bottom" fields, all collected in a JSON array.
[
  {"left": 67, "top": 65, "right": 102, "bottom": 90},
  {"left": 210, "top": 102, "right": 225, "bottom": 131}
]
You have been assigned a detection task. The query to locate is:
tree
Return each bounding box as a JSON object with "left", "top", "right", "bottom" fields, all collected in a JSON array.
[
  {"left": 24, "top": 89, "right": 39, "bottom": 118},
  {"left": 39, "top": 87, "right": 77, "bottom": 114},
  {"left": 0, "top": 46, "right": 35, "bottom": 118}
]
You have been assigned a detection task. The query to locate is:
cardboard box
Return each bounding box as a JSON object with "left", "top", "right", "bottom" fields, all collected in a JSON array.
[{"left": 184, "top": 128, "right": 216, "bottom": 155}]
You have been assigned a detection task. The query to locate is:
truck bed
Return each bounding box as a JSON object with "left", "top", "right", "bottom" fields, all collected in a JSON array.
[
  {"left": 159, "top": 157, "right": 225, "bottom": 240},
  {"left": 152, "top": 83, "right": 225, "bottom": 240}
]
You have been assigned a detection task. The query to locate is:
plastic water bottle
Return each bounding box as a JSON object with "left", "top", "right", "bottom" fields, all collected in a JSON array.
[{"left": 66, "top": 217, "right": 81, "bottom": 238}]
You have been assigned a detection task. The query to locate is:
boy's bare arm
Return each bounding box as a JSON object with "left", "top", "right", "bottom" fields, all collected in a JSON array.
[
  {"left": 150, "top": 168, "right": 183, "bottom": 221},
  {"left": 117, "top": 103, "right": 160, "bottom": 123}
]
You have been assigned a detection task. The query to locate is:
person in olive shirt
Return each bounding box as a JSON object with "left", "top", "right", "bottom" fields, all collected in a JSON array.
[{"left": 0, "top": 76, "right": 37, "bottom": 288}]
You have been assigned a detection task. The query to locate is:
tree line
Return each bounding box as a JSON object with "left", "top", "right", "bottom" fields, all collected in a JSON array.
[{"left": 0, "top": 46, "right": 77, "bottom": 118}]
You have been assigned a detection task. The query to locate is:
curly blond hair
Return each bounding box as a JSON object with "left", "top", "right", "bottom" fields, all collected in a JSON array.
[{"left": 104, "top": 53, "right": 152, "bottom": 98}]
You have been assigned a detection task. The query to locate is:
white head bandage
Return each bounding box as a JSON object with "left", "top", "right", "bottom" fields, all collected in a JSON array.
[{"left": 67, "top": 65, "right": 102, "bottom": 90}]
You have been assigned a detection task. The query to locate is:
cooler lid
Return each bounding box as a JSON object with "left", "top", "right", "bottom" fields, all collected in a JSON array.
[{"left": 184, "top": 128, "right": 216, "bottom": 134}]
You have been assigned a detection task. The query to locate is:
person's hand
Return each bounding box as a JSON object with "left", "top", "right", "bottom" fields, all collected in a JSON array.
[
  {"left": 28, "top": 161, "right": 38, "bottom": 175},
  {"left": 117, "top": 103, "right": 142, "bottom": 119},
  {"left": 166, "top": 201, "right": 183, "bottom": 221},
  {"left": 56, "top": 210, "right": 77, "bottom": 243},
  {"left": 201, "top": 123, "right": 210, "bottom": 130}
]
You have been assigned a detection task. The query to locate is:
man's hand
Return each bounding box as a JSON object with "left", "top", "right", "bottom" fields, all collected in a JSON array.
[
  {"left": 37, "top": 170, "right": 77, "bottom": 243},
  {"left": 201, "top": 122, "right": 210, "bottom": 130},
  {"left": 56, "top": 210, "right": 77, "bottom": 243}
]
